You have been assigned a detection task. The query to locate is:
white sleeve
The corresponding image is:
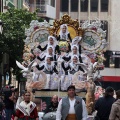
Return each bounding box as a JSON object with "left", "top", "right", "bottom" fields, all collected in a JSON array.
[
  {"left": 56, "top": 99, "right": 62, "bottom": 120},
  {"left": 82, "top": 99, "right": 88, "bottom": 120}
]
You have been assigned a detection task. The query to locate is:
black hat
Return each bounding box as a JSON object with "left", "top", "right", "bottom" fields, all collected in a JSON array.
[
  {"left": 105, "top": 87, "right": 114, "bottom": 93},
  {"left": 9, "top": 86, "right": 14, "bottom": 89},
  {"left": 67, "top": 85, "right": 75, "bottom": 91}
]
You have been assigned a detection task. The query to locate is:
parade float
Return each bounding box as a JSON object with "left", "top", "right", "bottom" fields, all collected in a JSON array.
[{"left": 16, "top": 14, "right": 107, "bottom": 115}]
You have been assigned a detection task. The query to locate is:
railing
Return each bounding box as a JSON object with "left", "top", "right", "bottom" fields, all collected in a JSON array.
[
  {"left": 23, "top": 0, "right": 30, "bottom": 6},
  {"left": 29, "top": 4, "right": 56, "bottom": 18},
  {"left": 30, "top": 4, "right": 46, "bottom": 13}
]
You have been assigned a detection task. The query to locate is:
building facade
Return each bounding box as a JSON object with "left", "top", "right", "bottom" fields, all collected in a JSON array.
[
  {"left": 0, "top": 0, "right": 29, "bottom": 12},
  {"left": 29, "top": 0, "right": 60, "bottom": 23},
  {"left": 30, "top": 0, "right": 120, "bottom": 89},
  {"left": 59, "top": 0, "right": 120, "bottom": 89},
  {"left": 1, "top": 0, "right": 120, "bottom": 88}
]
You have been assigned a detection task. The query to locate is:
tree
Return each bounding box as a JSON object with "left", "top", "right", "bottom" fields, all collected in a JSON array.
[{"left": 0, "top": 8, "right": 43, "bottom": 84}]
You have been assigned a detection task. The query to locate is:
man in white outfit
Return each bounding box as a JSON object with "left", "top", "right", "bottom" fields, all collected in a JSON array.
[{"left": 56, "top": 85, "right": 88, "bottom": 120}]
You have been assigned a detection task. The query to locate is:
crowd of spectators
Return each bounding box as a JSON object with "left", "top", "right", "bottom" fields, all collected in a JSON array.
[{"left": 0, "top": 85, "right": 119, "bottom": 120}]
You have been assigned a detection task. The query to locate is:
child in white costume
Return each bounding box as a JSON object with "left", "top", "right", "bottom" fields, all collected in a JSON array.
[
  {"left": 61, "top": 55, "right": 84, "bottom": 90},
  {"left": 36, "top": 56, "right": 58, "bottom": 89},
  {"left": 37, "top": 35, "right": 60, "bottom": 54}
]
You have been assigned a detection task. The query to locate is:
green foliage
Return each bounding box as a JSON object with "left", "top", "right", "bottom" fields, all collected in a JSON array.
[{"left": 0, "top": 8, "right": 43, "bottom": 80}]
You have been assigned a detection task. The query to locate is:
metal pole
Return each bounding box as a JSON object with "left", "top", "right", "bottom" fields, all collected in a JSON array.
[
  {"left": 78, "top": 0, "right": 81, "bottom": 24},
  {"left": 98, "top": 0, "right": 101, "bottom": 19},
  {"left": 88, "top": 0, "right": 91, "bottom": 23},
  {"left": 57, "top": 61, "right": 61, "bottom": 100},
  {"left": 68, "top": 0, "right": 71, "bottom": 15}
]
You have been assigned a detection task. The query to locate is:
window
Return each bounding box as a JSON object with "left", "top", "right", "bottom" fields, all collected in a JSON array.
[
  {"left": 71, "top": 0, "right": 78, "bottom": 12},
  {"left": 36, "top": 0, "right": 40, "bottom": 10},
  {"left": 104, "top": 51, "right": 120, "bottom": 68},
  {"left": 36, "top": 0, "right": 45, "bottom": 5},
  {"left": 51, "top": 0, "right": 55, "bottom": 7},
  {"left": 91, "top": 0, "right": 98, "bottom": 12},
  {"left": 101, "top": 21, "right": 108, "bottom": 40},
  {"left": 101, "top": 0, "right": 109, "bottom": 12},
  {"left": 0, "top": 0, "right": 2, "bottom": 12},
  {"left": 36, "top": 0, "right": 46, "bottom": 13},
  {"left": 81, "top": 0, "right": 88, "bottom": 12},
  {"left": 41, "top": 0, "right": 45, "bottom": 5},
  {"left": 109, "top": 56, "right": 115, "bottom": 68},
  {"left": 61, "top": 0, "right": 68, "bottom": 12},
  {"left": 36, "top": 0, "right": 40, "bottom": 5},
  {"left": 103, "top": 51, "right": 110, "bottom": 67}
]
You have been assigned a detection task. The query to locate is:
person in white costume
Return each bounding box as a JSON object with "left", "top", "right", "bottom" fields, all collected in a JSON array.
[
  {"left": 14, "top": 91, "right": 39, "bottom": 120},
  {"left": 37, "top": 35, "right": 60, "bottom": 54},
  {"left": 62, "top": 45, "right": 83, "bottom": 63},
  {"left": 36, "top": 56, "right": 58, "bottom": 89},
  {"left": 37, "top": 45, "right": 58, "bottom": 63},
  {"left": 56, "top": 24, "right": 72, "bottom": 52},
  {"left": 71, "top": 36, "right": 82, "bottom": 54},
  {"left": 57, "top": 24, "right": 72, "bottom": 42}
]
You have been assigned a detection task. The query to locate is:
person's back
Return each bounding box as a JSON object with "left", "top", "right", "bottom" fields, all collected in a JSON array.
[
  {"left": 109, "top": 90, "right": 120, "bottom": 120},
  {"left": 4, "top": 90, "right": 14, "bottom": 109},
  {"left": 95, "top": 87, "right": 115, "bottom": 120},
  {"left": 4, "top": 86, "right": 15, "bottom": 120},
  {"left": 95, "top": 96, "right": 115, "bottom": 120}
]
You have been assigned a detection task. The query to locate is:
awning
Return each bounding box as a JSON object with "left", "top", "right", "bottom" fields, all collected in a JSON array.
[
  {"left": 7, "top": 1, "right": 15, "bottom": 8},
  {"left": 99, "top": 76, "right": 120, "bottom": 82}
]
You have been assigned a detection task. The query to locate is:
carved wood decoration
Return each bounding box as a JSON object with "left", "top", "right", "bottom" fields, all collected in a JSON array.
[{"left": 49, "top": 14, "right": 85, "bottom": 38}]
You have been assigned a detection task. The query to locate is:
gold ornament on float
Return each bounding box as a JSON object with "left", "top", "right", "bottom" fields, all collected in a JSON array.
[{"left": 49, "top": 14, "right": 85, "bottom": 38}]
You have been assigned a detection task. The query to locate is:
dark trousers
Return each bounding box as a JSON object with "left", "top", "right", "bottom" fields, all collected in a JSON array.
[{"left": 5, "top": 109, "right": 14, "bottom": 120}]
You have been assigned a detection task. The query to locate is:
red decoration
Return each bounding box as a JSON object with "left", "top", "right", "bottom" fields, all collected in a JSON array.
[
  {"left": 34, "top": 26, "right": 39, "bottom": 31},
  {"left": 6, "top": 85, "right": 9, "bottom": 88},
  {"left": 91, "top": 27, "right": 97, "bottom": 31},
  {"left": 91, "top": 58, "right": 95, "bottom": 63}
]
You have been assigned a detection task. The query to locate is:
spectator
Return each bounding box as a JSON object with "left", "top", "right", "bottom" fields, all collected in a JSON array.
[
  {"left": 0, "top": 102, "right": 6, "bottom": 120},
  {"left": 95, "top": 86, "right": 103, "bottom": 101},
  {"left": 109, "top": 90, "right": 120, "bottom": 120},
  {"left": 14, "top": 91, "right": 39, "bottom": 120},
  {"left": 45, "top": 95, "right": 58, "bottom": 114},
  {"left": 4, "top": 86, "right": 15, "bottom": 120},
  {"left": 95, "top": 87, "right": 115, "bottom": 120}
]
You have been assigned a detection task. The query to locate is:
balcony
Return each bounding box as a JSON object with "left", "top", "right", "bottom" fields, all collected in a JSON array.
[
  {"left": 23, "top": 0, "right": 30, "bottom": 10},
  {"left": 30, "top": 4, "right": 56, "bottom": 19},
  {"left": 6, "top": 0, "right": 15, "bottom": 8},
  {"left": 36, "top": 4, "right": 46, "bottom": 13}
]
